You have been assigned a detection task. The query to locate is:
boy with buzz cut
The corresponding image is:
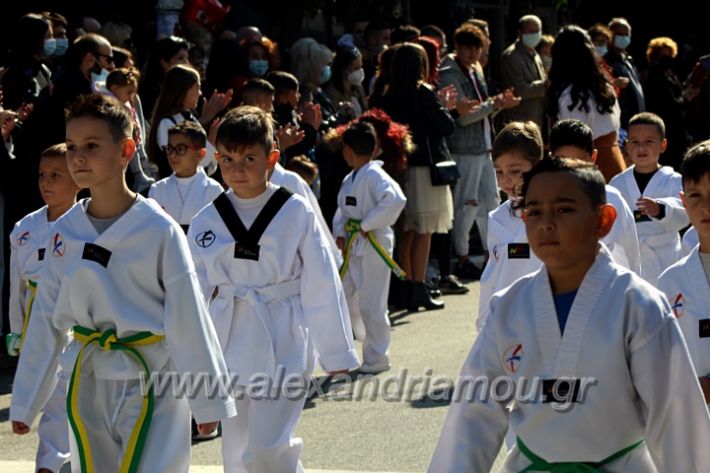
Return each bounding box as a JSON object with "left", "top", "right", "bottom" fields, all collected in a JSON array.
[
  {"left": 8, "top": 143, "right": 78, "bottom": 473},
  {"left": 188, "top": 106, "right": 360, "bottom": 473},
  {"left": 550, "top": 118, "right": 641, "bottom": 274},
  {"left": 657, "top": 140, "right": 710, "bottom": 403},
  {"left": 149, "top": 120, "right": 223, "bottom": 234},
  {"left": 429, "top": 157, "right": 710, "bottom": 472},
  {"left": 333, "top": 121, "right": 406, "bottom": 374},
  {"left": 609, "top": 112, "right": 689, "bottom": 283},
  {"left": 10, "top": 94, "right": 236, "bottom": 473}
]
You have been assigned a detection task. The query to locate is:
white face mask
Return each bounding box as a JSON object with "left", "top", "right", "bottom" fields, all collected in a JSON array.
[
  {"left": 91, "top": 68, "right": 110, "bottom": 93},
  {"left": 522, "top": 31, "right": 542, "bottom": 49},
  {"left": 347, "top": 67, "right": 365, "bottom": 85}
]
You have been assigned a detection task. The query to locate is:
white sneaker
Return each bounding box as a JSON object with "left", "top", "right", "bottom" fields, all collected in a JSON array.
[{"left": 359, "top": 358, "right": 391, "bottom": 374}]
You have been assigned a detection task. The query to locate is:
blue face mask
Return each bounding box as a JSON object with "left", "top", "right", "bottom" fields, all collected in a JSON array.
[
  {"left": 54, "top": 37, "right": 69, "bottom": 56},
  {"left": 595, "top": 45, "right": 608, "bottom": 57},
  {"left": 614, "top": 35, "right": 631, "bottom": 50},
  {"left": 522, "top": 31, "right": 542, "bottom": 49},
  {"left": 248, "top": 59, "right": 269, "bottom": 77},
  {"left": 43, "top": 38, "right": 56, "bottom": 57},
  {"left": 320, "top": 65, "right": 332, "bottom": 84}
]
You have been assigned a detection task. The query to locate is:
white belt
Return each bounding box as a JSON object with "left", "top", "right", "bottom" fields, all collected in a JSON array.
[{"left": 215, "top": 279, "right": 301, "bottom": 380}]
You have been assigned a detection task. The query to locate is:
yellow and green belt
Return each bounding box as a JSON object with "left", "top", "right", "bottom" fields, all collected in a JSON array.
[
  {"left": 339, "top": 219, "right": 406, "bottom": 280},
  {"left": 68, "top": 326, "right": 165, "bottom": 473},
  {"left": 517, "top": 436, "right": 645, "bottom": 472},
  {"left": 18, "top": 279, "right": 38, "bottom": 352}
]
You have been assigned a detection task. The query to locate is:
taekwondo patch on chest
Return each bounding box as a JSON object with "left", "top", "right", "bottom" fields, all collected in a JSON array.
[
  {"left": 52, "top": 234, "right": 65, "bottom": 257},
  {"left": 234, "top": 241, "right": 260, "bottom": 261},
  {"left": 542, "top": 378, "right": 582, "bottom": 403},
  {"left": 82, "top": 243, "right": 112, "bottom": 268},
  {"left": 503, "top": 343, "right": 523, "bottom": 373},
  {"left": 507, "top": 243, "right": 530, "bottom": 259},
  {"left": 672, "top": 293, "right": 685, "bottom": 318},
  {"left": 17, "top": 231, "right": 31, "bottom": 246},
  {"left": 345, "top": 195, "right": 357, "bottom": 206},
  {"left": 195, "top": 230, "right": 216, "bottom": 248},
  {"left": 699, "top": 319, "right": 710, "bottom": 338},
  {"left": 633, "top": 210, "right": 652, "bottom": 223}
]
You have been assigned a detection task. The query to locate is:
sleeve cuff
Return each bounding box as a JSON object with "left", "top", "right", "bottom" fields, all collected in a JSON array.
[
  {"left": 10, "top": 404, "right": 39, "bottom": 426},
  {"left": 318, "top": 349, "right": 361, "bottom": 372},
  {"left": 190, "top": 398, "right": 238, "bottom": 424}
]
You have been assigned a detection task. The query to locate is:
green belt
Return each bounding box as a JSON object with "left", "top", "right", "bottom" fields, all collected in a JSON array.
[
  {"left": 517, "top": 436, "right": 645, "bottom": 472},
  {"left": 68, "top": 326, "right": 165, "bottom": 473},
  {"left": 339, "top": 219, "right": 406, "bottom": 280}
]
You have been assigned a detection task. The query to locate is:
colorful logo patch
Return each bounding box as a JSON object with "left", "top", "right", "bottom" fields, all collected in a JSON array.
[
  {"left": 17, "top": 231, "right": 31, "bottom": 246},
  {"left": 196, "top": 230, "right": 216, "bottom": 248},
  {"left": 52, "top": 233, "right": 65, "bottom": 257},
  {"left": 672, "top": 293, "right": 685, "bottom": 318},
  {"left": 503, "top": 343, "right": 523, "bottom": 373}
]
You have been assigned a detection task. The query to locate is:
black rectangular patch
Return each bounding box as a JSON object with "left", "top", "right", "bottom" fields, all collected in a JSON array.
[
  {"left": 345, "top": 196, "right": 357, "bottom": 206},
  {"left": 542, "top": 378, "right": 581, "bottom": 403},
  {"left": 180, "top": 224, "right": 190, "bottom": 234},
  {"left": 37, "top": 248, "right": 45, "bottom": 261},
  {"left": 699, "top": 319, "right": 710, "bottom": 338},
  {"left": 82, "top": 243, "right": 112, "bottom": 268},
  {"left": 234, "top": 242, "right": 260, "bottom": 261},
  {"left": 633, "top": 210, "right": 652, "bottom": 223},
  {"left": 508, "top": 243, "right": 530, "bottom": 259}
]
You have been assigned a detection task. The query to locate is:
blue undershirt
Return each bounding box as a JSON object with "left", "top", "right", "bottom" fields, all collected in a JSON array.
[{"left": 553, "top": 290, "right": 578, "bottom": 335}]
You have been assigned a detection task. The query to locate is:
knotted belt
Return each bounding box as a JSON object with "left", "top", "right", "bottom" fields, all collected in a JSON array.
[{"left": 339, "top": 219, "right": 406, "bottom": 280}]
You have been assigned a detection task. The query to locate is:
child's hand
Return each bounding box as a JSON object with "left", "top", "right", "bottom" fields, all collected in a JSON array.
[
  {"left": 277, "top": 123, "right": 305, "bottom": 150},
  {"left": 196, "top": 421, "right": 219, "bottom": 436},
  {"left": 300, "top": 103, "right": 322, "bottom": 130},
  {"left": 360, "top": 230, "right": 369, "bottom": 238},
  {"left": 636, "top": 196, "right": 660, "bottom": 218},
  {"left": 336, "top": 237, "right": 345, "bottom": 253},
  {"left": 12, "top": 421, "right": 30, "bottom": 435},
  {"left": 201, "top": 89, "right": 233, "bottom": 123}
]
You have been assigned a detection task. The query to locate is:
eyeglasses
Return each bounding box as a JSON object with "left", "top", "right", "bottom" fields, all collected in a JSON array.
[
  {"left": 95, "top": 52, "right": 115, "bottom": 64},
  {"left": 162, "top": 144, "right": 201, "bottom": 156}
]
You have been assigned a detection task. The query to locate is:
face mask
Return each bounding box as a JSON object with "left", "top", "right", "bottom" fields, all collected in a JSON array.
[
  {"left": 248, "top": 59, "right": 269, "bottom": 77},
  {"left": 320, "top": 65, "right": 332, "bottom": 84},
  {"left": 522, "top": 32, "right": 542, "bottom": 49},
  {"left": 91, "top": 68, "right": 110, "bottom": 92},
  {"left": 541, "top": 56, "right": 552, "bottom": 70},
  {"left": 595, "top": 45, "right": 608, "bottom": 57},
  {"left": 346, "top": 67, "right": 365, "bottom": 85},
  {"left": 43, "top": 38, "right": 56, "bottom": 57},
  {"left": 54, "top": 37, "right": 69, "bottom": 56},
  {"left": 614, "top": 35, "right": 631, "bottom": 50}
]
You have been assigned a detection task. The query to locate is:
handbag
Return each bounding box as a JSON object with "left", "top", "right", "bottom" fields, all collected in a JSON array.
[{"left": 426, "top": 137, "right": 460, "bottom": 186}]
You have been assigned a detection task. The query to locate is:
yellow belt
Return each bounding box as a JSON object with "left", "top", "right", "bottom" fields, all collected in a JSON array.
[
  {"left": 339, "top": 219, "right": 406, "bottom": 280},
  {"left": 68, "top": 326, "right": 165, "bottom": 473},
  {"left": 18, "top": 279, "right": 38, "bottom": 353}
]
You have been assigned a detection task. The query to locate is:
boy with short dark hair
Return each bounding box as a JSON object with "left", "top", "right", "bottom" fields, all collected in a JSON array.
[
  {"left": 149, "top": 120, "right": 223, "bottom": 234},
  {"left": 188, "top": 106, "right": 360, "bottom": 473},
  {"left": 333, "top": 121, "right": 406, "bottom": 374},
  {"left": 8, "top": 143, "right": 78, "bottom": 473},
  {"left": 657, "top": 140, "right": 710, "bottom": 402},
  {"left": 429, "top": 156, "right": 710, "bottom": 472},
  {"left": 610, "top": 111, "right": 689, "bottom": 283},
  {"left": 10, "top": 94, "right": 236, "bottom": 472},
  {"left": 550, "top": 118, "right": 641, "bottom": 274},
  {"left": 240, "top": 78, "right": 275, "bottom": 113},
  {"left": 477, "top": 121, "right": 543, "bottom": 330}
]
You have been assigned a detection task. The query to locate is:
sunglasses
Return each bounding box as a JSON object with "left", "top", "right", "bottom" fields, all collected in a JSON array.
[
  {"left": 162, "top": 144, "right": 201, "bottom": 156},
  {"left": 95, "top": 52, "right": 115, "bottom": 64}
]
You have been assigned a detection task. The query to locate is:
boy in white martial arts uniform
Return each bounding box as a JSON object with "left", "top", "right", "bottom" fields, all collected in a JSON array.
[
  {"left": 428, "top": 157, "right": 710, "bottom": 472},
  {"left": 8, "top": 144, "right": 79, "bottom": 473},
  {"left": 10, "top": 94, "right": 236, "bottom": 473},
  {"left": 549, "top": 119, "right": 641, "bottom": 274},
  {"left": 658, "top": 140, "right": 710, "bottom": 402},
  {"left": 682, "top": 226, "right": 699, "bottom": 256},
  {"left": 609, "top": 112, "right": 689, "bottom": 283},
  {"left": 149, "top": 120, "right": 223, "bottom": 233},
  {"left": 333, "top": 122, "right": 406, "bottom": 374},
  {"left": 188, "top": 106, "right": 360, "bottom": 473},
  {"left": 477, "top": 122, "right": 544, "bottom": 331}
]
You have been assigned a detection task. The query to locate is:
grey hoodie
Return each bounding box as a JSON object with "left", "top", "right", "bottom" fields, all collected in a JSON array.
[{"left": 438, "top": 54, "right": 498, "bottom": 155}]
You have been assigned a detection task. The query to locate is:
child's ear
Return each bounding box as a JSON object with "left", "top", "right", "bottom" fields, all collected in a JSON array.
[
  {"left": 267, "top": 149, "right": 280, "bottom": 168},
  {"left": 120, "top": 138, "right": 137, "bottom": 164},
  {"left": 591, "top": 149, "right": 598, "bottom": 164},
  {"left": 679, "top": 190, "right": 686, "bottom": 208},
  {"left": 660, "top": 138, "right": 668, "bottom": 153},
  {"left": 596, "top": 204, "right": 617, "bottom": 239},
  {"left": 198, "top": 148, "right": 207, "bottom": 159}
]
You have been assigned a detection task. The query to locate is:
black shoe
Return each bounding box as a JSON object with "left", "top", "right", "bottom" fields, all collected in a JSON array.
[
  {"left": 454, "top": 261, "right": 482, "bottom": 281},
  {"left": 439, "top": 275, "right": 470, "bottom": 295},
  {"left": 389, "top": 278, "right": 413, "bottom": 310},
  {"left": 407, "top": 282, "right": 445, "bottom": 311},
  {"left": 426, "top": 282, "right": 442, "bottom": 298}
]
